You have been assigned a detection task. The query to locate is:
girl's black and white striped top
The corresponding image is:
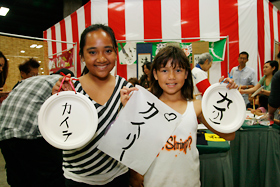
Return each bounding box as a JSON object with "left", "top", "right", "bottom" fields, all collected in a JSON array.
[{"left": 63, "top": 76, "right": 132, "bottom": 185}]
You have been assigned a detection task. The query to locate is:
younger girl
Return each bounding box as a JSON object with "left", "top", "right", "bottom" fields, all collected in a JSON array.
[
  {"left": 121, "top": 46, "right": 236, "bottom": 186},
  {"left": 52, "top": 24, "right": 132, "bottom": 186},
  {"left": 248, "top": 94, "right": 268, "bottom": 116}
]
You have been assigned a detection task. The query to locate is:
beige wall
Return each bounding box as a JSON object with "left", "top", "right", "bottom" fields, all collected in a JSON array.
[{"left": 0, "top": 35, "right": 48, "bottom": 91}]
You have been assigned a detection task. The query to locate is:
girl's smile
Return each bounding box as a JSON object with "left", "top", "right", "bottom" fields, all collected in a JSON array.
[
  {"left": 154, "top": 59, "right": 188, "bottom": 97},
  {"left": 82, "top": 29, "right": 116, "bottom": 80}
]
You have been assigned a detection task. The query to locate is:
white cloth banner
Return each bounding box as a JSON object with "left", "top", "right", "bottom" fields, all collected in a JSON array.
[{"left": 98, "top": 85, "right": 182, "bottom": 175}]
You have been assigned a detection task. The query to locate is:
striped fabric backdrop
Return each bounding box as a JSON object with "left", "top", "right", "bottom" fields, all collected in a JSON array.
[{"left": 44, "top": 0, "right": 280, "bottom": 83}]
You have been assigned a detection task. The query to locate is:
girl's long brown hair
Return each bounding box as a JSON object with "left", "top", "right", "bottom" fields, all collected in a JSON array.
[{"left": 150, "top": 46, "right": 193, "bottom": 100}]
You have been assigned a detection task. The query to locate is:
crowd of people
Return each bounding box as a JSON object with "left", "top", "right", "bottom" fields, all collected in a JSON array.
[{"left": 0, "top": 23, "right": 279, "bottom": 186}]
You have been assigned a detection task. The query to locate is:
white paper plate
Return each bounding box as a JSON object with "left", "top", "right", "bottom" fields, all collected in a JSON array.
[
  {"left": 202, "top": 83, "right": 246, "bottom": 133},
  {"left": 38, "top": 91, "right": 98, "bottom": 150}
]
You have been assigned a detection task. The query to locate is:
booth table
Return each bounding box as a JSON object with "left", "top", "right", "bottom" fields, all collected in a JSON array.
[
  {"left": 230, "top": 121, "right": 280, "bottom": 187},
  {"left": 197, "top": 130, "right": 234, "bottom": 187}
]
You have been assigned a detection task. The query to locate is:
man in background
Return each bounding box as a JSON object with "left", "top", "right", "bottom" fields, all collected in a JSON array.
[
  {"left": 230, "top": 51, "right": 257, "bottom": 106},
  {"left": 13, "top": 58, "right": 40, "bottom": 89},
  {"left": 192, "top": 52, "right": 213, "bottom": 100},
  {"left": 0, "top": 68, "right": 73, "bottom": 187}
]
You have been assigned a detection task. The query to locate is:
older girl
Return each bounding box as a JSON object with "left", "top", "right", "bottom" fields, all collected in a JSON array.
[{"left": 52, "top": 24, "right": 132, "bottom": 186}]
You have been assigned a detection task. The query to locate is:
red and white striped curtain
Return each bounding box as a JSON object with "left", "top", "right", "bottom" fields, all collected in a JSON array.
[{"left": 44, "top": 0, "right": 280, "bottom": 82}]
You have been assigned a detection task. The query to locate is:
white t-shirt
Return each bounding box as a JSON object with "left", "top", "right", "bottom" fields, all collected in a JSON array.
[{"left": 144, "top": 101, "right": 200, "bottom": 187}]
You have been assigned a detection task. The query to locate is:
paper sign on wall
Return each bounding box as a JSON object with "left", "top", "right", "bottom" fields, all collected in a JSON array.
[{"left": 98, "top": 85, "right": 182, "bottom": 175}]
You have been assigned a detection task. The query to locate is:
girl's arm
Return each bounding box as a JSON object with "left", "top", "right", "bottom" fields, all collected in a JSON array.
[
  {"left": 250, "top": 109, "right": 264, "bottom": 116},
  {"left": 260, "top": 89, "right": 270, "bottom": 96},
  {"left": 194, "top": 100, "right": 235, "bottom": 141},
  {"left": 52, "top": 74, "right": 74, "bottom": 94},
  {"left": 120, "top": 86, "right": 138, "bottom": 106},
  {"left": 240, "top": 83, "right": 261, "bottom": 95},
  {"left": 129, "top": 169, "right": 144, "bottom": 187}
]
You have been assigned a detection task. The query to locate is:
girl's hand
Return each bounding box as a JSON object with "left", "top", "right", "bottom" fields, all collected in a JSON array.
[
  {"left": 129, "top": 169, "right": 144, "bottom": 187},
  {"left": 219, "top": 76, "right": 238, "bottom": 89},
  {"left": 52, "top": 74, "right": 74, "bottom": 95},
  {"left": 120, "top": 86, "right": 138, "bottom": 106}
]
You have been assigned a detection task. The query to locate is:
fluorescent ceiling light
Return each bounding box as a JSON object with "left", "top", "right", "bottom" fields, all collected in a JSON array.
[
  {"left": 0, "top": 7, "right": 9, "bottom": 16},
  {"left": 36, "top": 45, "right": 43, "bottom": 48},
  {"left": 20, "top": 50, "right": 25, "bottom": 53},
  {"left": 30, "top": 44, "right": 37, "bottom": 48}
]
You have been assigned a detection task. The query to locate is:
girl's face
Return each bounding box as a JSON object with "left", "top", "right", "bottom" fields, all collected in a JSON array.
[
  {"left": 82, "top": 29, "right": 116, "bottom": 79},
  {"left": 263, "top": 63, "right": 275, "bottom": 76},
  {"left": 143, "top": 65, "right": 150, "bottom": 75},
  {"left": 153, "top": 59, "right": 188, "bottom": 97},
  {"left": 0, "top": 57, "right": 5, "bottom": 73}
]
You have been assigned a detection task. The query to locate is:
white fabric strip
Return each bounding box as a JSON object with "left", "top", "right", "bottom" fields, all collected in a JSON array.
[
  {"left": 199, "top": 0, "right": 220, "bottom": 42},
  {"left": 273, "top": 7, "right": 279, "bottom": 43},
  {"left": 46, "top": 28, "right": 52, "bottom": 57},
  {"left": 91, "top": 0, "right": 108, "bottom": 25},
  {"left": 161, "top": 0, "right": 181, "bottom": 41},
  {"left": 238, "top": 0, "right": 258, "bottom": 77},
  {"left": 64, "top": 16, "right": 74, "bottom": 50},
  {"left": 77, "top": 6, "right": 86, "bottom": 43},
  {"left": 263, "top": 0, "right": 271, "bottom": 63},
  {"left": 125, "top": 0, "right": 144, "bottom": 41},
  {"left": 125, "top": 0, "right": 144, "bottom": 79},
  {"left": 199, "top": 0, "right": 221, "bottom": 82},
  {"left": 55, "top": 23, "right": 62, "bottom": 54}
]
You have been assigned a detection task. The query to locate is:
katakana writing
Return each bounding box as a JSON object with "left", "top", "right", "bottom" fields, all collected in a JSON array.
[
  {"left": 209, "top": 92, "right": 233, "bottom": 125},
  {"left": 120, "top": 102, "right": 158, "bottom": 161},
  {"left": 60, "top": 103, "right": 73, "bottom": 142}
]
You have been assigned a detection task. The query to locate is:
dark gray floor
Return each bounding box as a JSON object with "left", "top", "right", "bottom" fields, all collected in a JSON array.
[{"left": 0, "top": 149, "right": 9, "bottom": 187}]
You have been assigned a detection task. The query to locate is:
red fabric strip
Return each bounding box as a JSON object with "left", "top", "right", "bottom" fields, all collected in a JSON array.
[
  {"left": 84, "top": 1, "right": 92, "bottom": 29},
  {"left": 143, "top": 0, "right": 162, "bottom": 40},
  {"left": 60, "top": 19, "right": 67, "bottom": 51},
  {"left": 71, "top": 12, "right": 81, "bottom": 77},
  {"left": 219, "top": 0, "right": 239, "bottom": 77},
  {"left": 257, "top": 0, "right": 265, "bottom": 79},
  {"left": 196, "top": 79, "right": 211, "bottom": 96},
  {"left": 181, "top": 0, "right": 199, "bottom": 42},
  {"left": 269, "top": 2, "right": 274, "bottom": 60},
  {"left": 51, "top": 26, "right": 57, "bottom": 58},
  {"left": 108, "top": 0, "right": 127, "bottom": 79}
]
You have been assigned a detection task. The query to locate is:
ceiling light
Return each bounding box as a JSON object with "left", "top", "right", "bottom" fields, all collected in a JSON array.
[
  {"left": 30, "top": 44, "right": 37, "bottom": 48},
  {"left": 38, "top": 61, "right": 41, "bottom": 63},
  {"left": 36, "top": 45, "right": 43, "bottom": 48},
  {"left": 40, "top": 68, "right": 43, "bottom": 70},
  {"left": 20, "top": 50, "right": 25, "bottom": 53},
  {"left": 0, "top": 7, "right": 9, "bottom": 16}
]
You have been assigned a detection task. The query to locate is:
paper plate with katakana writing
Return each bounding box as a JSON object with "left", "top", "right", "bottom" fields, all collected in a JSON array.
[
  {"left": 202, "top": 83, "right": 246, "bottom": 133},
  {"left": 38, "top": 91, "right": 98, "bottom": 150}
]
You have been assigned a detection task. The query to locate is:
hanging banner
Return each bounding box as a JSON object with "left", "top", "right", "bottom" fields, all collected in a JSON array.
[
  {"left": 118, "top": 42, "right": 137, "bottom": 65},
  {"left": 49, "top": 48, "right": 74, "bottom": 73},
  {"left": 209, "top": 38, "right": 227, "bottom": 62}
]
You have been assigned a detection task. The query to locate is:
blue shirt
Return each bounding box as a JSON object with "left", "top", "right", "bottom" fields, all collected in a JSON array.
[{"left": 230, "top": 66, "right": 257, "bottom": 105}]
